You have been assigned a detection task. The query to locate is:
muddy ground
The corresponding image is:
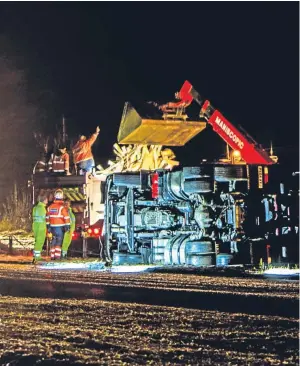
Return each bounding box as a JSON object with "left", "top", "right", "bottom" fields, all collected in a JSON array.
[{"left": 0, "top": 263, "right": 298, "bottom": 365}]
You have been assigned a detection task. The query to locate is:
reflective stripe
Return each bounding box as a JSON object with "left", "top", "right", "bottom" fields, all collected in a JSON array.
[
  {"left": 49, "top": 153, "right": 69, "bottom": 172},
  {"left": 33, "top": 250, "right": 41, "bottom": 257},
  {"left": 50, "top": 248, "right": 55, "bottom": 258},
  {"left": 49, "top": 224, "right": 67, "bottom": 227},
  {"left": 33, "top": 215, "right": 46, "bottom": 222},
  {"left": 47, "top": 201, "right": 70, "bottom": 226},
  {"left": 55, "top": 247, "right": 61, "bottom": 258},
  {"left": 33, "top": 202, "right": 47, "bottom": 223}
]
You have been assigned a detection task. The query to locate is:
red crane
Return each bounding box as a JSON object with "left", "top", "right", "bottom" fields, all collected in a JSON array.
[{"left": 164, "top": 80, "right": 275, "bottom": 165}]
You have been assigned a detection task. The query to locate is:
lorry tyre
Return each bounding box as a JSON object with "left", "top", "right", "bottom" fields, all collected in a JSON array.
[
  {"left": 186, "top": 254, "right": 214, "bottom": 266},
  {"left": 184, "top": 241, "right": 214, "bottom": 255},
  {"left": 179, "top": 240, "right": 215, "bottom": 265}
]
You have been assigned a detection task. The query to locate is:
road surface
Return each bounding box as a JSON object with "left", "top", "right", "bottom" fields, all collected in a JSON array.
[{"left": 0, "top": 263, "right": 298, "bottom": 365}]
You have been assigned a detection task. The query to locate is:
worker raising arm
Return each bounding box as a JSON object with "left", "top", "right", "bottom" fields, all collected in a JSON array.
[{"left": 72, "top": 126, "right": 100, "bottom": 174}]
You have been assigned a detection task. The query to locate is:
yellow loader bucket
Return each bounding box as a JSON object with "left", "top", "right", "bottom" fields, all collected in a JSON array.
[{"left": 117, "top": 102, "right": 206, "bottom": 146}]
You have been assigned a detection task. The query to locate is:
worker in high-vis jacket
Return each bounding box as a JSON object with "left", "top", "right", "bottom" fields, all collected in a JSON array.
[
  {"left": 72, "top": 126, "right": 100, "bottom": 174},
  {"left": 32, "top": 194, "right": 48, "bottom": 263},
  {"left": 48, "top": 146, "right": 71, "bottom": 175},
  {"left": 46, "top": 189, "right": 70, "bottom": 260},
  {"left": 61, "top": 198, "right": 76, "bottom": 258}
]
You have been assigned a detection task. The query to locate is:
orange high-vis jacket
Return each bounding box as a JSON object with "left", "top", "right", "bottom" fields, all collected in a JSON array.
[
  {"left": 72, "top": 133, "right": 98, "bottom": 164},
  {"left": 46, "top": 200, "right": 71, "bottom": 227},
  {"left": 48, "top": 153, "right": 70, "bottom": 172}
]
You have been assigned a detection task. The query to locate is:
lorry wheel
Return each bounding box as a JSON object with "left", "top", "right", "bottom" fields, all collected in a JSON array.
[
  {"left": 186, "top": 254, "right": 214, "bottom": 266},
  {"left": 183, "top": 166, "right": 213, "bottom": 179},
  {"left": 214, "top": 166, "right": 247, "bottom": 182},
  {"left": 166, "top": 235, "right": 190, "bottom": 265},
  {"left": 185, "top": 241, "right": 214, "bottom": 254},
  {"left": 180, "top": 240, "right": 215, "bottom": 266},
  {"left": 183, "top": 179, "right": 212, "bottom": 194}
]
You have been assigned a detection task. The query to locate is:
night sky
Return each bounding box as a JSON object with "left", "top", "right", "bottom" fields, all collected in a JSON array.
[{"left": 0, "top": 2, "right": 298, "bottom": 173}]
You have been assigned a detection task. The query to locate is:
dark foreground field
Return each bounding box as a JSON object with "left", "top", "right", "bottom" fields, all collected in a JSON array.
[{"left": 0, "top": 263, "right": 298, "bottom": 365}]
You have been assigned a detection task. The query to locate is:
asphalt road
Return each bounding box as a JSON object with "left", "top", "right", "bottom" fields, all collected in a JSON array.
[
  {"left": 0, "top": 263, "right": 298, "bottom": 318},
  {"left": 0, "top": 263, "right": 298, "bottom": 365}
]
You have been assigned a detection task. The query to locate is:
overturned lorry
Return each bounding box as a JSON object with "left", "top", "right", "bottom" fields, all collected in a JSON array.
[
  {"left": 103, "top": 81, "right": 299, "bottom": 266},
  {"left": 104, "top": 165, "right": 299, "bottom": 266}
]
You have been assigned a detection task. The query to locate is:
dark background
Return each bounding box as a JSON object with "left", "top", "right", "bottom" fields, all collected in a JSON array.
[{"left": 0, "top": 2, "right": 298, "bottom": 196}]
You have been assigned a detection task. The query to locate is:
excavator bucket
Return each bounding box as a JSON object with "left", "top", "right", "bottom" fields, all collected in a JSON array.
[{"left": 117, "top": 102, "right": 206, "bottom": 146}]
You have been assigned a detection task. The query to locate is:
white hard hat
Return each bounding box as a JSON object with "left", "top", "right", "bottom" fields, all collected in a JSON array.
[{"left": 54, "top": 189, "right": 64, "bottom": 200}]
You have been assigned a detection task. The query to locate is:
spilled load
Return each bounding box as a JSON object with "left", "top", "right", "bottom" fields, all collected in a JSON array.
[
  {"left": 97, "top": 144, "right": 179, "bottom": 175},
  {"left": 97, "top": 81, "right": 207, "bottom": 175}
]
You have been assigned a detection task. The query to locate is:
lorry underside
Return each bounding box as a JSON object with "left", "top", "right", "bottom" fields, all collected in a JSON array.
[{"left": 104, "top": 165, "right": 299, "bottom": 266}]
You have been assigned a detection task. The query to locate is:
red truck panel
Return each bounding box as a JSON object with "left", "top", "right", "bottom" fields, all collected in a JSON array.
[{"left": 208, "top": 110, "right": 274, "bottom": 165}]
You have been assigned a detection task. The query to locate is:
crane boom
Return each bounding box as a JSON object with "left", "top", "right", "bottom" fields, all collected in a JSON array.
[
  {"left": 207, "top": 109, "right": 273, "bottom": 165},
  {"left": 183, "top": 81, "right": 275, "bottom": 165}
]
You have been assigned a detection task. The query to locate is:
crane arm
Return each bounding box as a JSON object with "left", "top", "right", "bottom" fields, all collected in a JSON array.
[
  {"left": 206, "top": 108, "right": 273, "bottom": 165},
  {"left": 183, "top": 81, "right": 274, "bottom": 165}
]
